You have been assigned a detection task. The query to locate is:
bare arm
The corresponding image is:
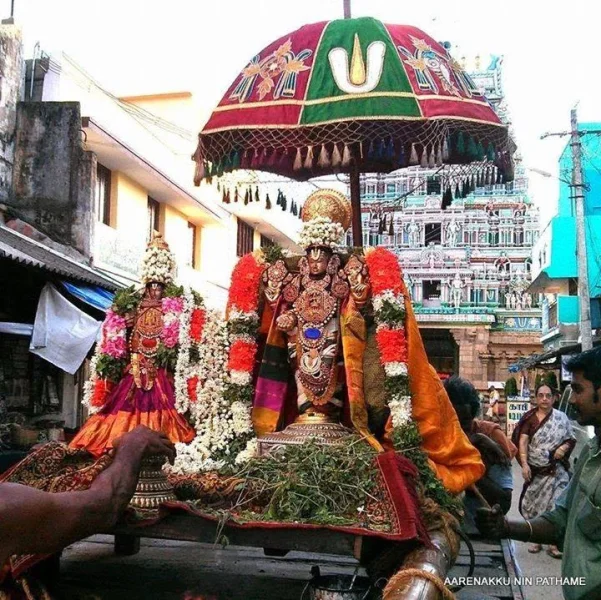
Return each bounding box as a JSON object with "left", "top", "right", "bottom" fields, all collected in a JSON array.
[
  {"left": 476, "top": 505, "right": 562, "bottom": 545},
  {"left": 0, "top": 427, "right": 174, "bottom": 563}
]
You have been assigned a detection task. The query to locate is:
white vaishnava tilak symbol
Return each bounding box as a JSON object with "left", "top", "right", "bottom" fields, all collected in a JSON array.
[{"left": 328, "top": 34, "right": 386, "bottom": 94}]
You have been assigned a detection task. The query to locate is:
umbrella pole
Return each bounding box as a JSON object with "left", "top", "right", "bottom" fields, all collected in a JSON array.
[{"left": 350, "top": 165, "right": 363, "bottom": 247}]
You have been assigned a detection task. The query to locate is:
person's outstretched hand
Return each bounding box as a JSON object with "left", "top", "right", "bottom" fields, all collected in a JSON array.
[
  {"left": 113, "top": 426, "right": 176, "bottom": 464},
  {"left": 475, "top": 504, "right": 507, "bottom": 539}
]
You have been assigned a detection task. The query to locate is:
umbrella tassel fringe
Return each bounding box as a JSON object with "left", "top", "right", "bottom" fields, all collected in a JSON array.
[
  {"left": 331, "top": 144, "right": 342, "bottom": 167},
  {"left": 409, "top": 144, "right": 419, "bottom": 166},
  {"left": 293, "top": 148, "right": 302, "bottom": 171},
  {"left": 317, "top": 145, "right": 330, "bottom": 168},
  {"left": 304, "top": 145, "right": 314, "bottom": 169},
  {"left": 341, "top": 144, "right": 352, "bottom": 167}
]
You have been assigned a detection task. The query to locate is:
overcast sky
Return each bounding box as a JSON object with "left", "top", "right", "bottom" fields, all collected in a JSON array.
[{"left": 3, "top": 0, "right": 600, "bottom": 223}]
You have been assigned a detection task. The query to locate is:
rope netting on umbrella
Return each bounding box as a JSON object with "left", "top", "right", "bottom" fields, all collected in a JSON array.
[{"left": 193, "top": 118, "right": 513, "bottom": 184}]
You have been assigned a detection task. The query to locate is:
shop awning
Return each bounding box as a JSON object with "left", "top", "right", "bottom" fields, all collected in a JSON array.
[
  {"left": 0, "top": 224, "right": 121, "bottom": 290},
  {"left": 508, "top": 343, "right": 582, "bottom": 373},
  {"left": 60, "top": 281, "right": 114, "bottom": 312}
]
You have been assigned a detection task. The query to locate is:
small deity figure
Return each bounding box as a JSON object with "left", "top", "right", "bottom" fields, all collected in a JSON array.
[
  {"left": 407, "top": 219, "right": 421, "bottom": 247},
  {"left": 445, "top": 218, "right": 460, "bottom": 246},
  {"left": 70, "top": 235, "right": 196, "bottom": 457},
  {"left": 504, "top": 291, "right": 511, "bottom": 309},
  {"left": 449, "top": 272, "right": 465, "bottom": 309},
  {"left": 516, "top": 293, "right": 523, "bottom": 310},
  {"left": 525, "top": 293, "right": 533, "bottom": 309},
  {"left": 509, "top": 292, "right": 517, "bottom": 310}
]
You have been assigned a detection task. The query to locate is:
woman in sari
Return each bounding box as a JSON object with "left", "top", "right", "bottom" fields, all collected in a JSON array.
[{"left": 513, "top": 383, "right": 576, "bottom": 557}]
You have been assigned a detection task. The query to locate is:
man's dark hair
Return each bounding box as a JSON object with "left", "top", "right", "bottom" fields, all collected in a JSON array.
[
  {"left": 566, "top": 346, "right": 601, "bottom": 391},
  {"left": 444, "top": 375, "right": 481, "bottom": 419}
]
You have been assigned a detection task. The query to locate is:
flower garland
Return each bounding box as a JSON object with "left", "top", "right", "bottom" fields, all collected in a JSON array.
[
  {"left": 140, "top": 244, "right": 175, "bottom": 285},
  {"left": 83, "top": 285, "right": 207, "bottom": 417},
  {"left": 171, "top": 252, "right": 266, "bottom": 475},
  {"left": 365, "top": 247, "right": 459, "bottom": 512},
  {"left": 364, "top": 247, "right": 413, "bottom": 429},
  {"left": 298, "top": 216, "right": 345, "bottom": 250}
]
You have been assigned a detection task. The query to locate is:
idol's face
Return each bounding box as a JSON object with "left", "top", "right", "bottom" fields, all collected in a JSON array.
[
  {"left": 307, "top": 248, "right": 331, "bottom": 277},
  {"left": 569, "top": 371, "right": 601, "bottom": 427},
  {"left": 147, "top": 282, "right": 165, "bottom": 300}
]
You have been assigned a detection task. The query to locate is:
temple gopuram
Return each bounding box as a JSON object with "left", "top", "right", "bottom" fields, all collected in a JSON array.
[{"left": 351, "top": 56, "right": 542, "bottom": 391}]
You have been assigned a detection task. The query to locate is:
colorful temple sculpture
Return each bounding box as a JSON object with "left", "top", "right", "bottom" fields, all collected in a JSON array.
[{"left": 354, "top": 57, "right": 542, "bottom": 391}]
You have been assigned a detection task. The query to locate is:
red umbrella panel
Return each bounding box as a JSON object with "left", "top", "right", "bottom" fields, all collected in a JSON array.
[{"left": 194, "top": 17, "right": 513, "bottom": 183}]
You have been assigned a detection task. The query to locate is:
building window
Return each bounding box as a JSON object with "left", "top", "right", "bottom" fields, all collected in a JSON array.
[
  {"left": 95, "top": 164, "right": 112, "bottom": 226},
  {"left": 426, "top": 176, "right": 441, "bottom": 195},
  {"left": 188, "top": 222, "right": 198, "bottom": 269},
  {"left": 366, "top": 184, "right": 375, "bottom": 195},
  {"left": 423, "top": 280, "right": 441, "bottom": 300},
  {"left": 386, "top": 183, "right": 396, "bottom": 194},
  {"left": 147, "top": 197, "right": 161, "bottom": 242},
  {"left": 260, "top": 234, "right": 275, "bottom": 248},
  {"left": 424, "top": 223, "right": 442, "bottom": 244},
  {"left": 237, "top": 219, "right": 254, "bottom": 257}
]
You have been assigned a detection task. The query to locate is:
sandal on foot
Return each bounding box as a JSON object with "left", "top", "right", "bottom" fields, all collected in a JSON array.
[
  {"left": 547, "top": 547, "right": 562, "bottom": 559},
  {"left": 528, "top": 544, "right": 542, "bottom": 553}
]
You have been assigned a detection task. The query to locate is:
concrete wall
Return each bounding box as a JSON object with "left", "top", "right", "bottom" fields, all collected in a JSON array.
[
  {"left": 10, "top": 101, "right": 95, "bottom": 257},
  {"left": 0, "top": 24, "right": 23, "bottom": 204}
]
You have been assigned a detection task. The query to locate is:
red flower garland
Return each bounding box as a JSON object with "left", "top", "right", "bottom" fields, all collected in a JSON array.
[
  {"left": 228, "top": 339, "right": 258, "bottom": 373},
  {"left": 190, "top": 309, "right": 206, "bottom": 342},
  {"left": 365, "top": 247, "right": 403, "bottom": 296},
  {"left": 91, "top": 379, "right": 113, "bottom": 407},
  {"left": 375, "top": 328, "right": 408, "bottom": 364},
  {"left": 227, "top": 254, "right": 264, "bottom": 314},
  {"left": 187, "top": 376, "right": 199, "bottom": 403}
]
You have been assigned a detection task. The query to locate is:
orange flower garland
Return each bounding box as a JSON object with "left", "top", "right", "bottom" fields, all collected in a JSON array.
[
  {"left": 375, "top": 327, "right": 408, "bottom": 364},
  {"left": 226, "top": 253, "right": 265, "bottom": 315},
  {"left": 228, "top": 339, "right": 258, "bottom": 373},
  {"left": 364, "top": 247, "right": 403, "bottom": 296}
]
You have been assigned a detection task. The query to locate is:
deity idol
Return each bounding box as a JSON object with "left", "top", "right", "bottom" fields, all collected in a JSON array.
[
  {"left": 239, "top": 190, "right": 483, "bottom": 493},
  {"left": 70, "top": 235, "right": 195, "bottom": 457},
  {"left": 254, "top": 190, "right": 379, "bottom": 448}
]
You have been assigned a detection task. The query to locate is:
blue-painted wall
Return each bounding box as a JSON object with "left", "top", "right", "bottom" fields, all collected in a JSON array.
[{"left": 549, "top": 122, "right": 601, "bottom": 296}]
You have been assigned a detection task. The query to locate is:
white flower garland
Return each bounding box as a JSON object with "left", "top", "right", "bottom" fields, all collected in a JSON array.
[
  {"left": 298, "top": 216, "right": 345, "bottom": 250},
  {"left": 140, "top": 246, "right": 175, "bottom": 285},
  {"left": 174, "top": 288, "right": 195, "bottom": 415},
  {"left": 82, "top": 352, "right": 100, "bottom": 414}
]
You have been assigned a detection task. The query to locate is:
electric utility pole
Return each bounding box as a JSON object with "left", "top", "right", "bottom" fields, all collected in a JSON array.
[
  {"left": 542, "top": 107, "right": 595, "bottom": 351},
  {"left": 570, "top": 109, "right": 593, "bottom": 351}
]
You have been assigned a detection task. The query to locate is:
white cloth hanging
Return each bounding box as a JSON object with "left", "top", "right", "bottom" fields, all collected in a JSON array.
[{"left": 30, "top": 283, "right": 101, "bottom": 374}]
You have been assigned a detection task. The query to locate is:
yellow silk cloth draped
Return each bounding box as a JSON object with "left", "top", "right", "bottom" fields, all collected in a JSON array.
[{"left": 403, "top": 294, "right": 485, "bottom": 493}]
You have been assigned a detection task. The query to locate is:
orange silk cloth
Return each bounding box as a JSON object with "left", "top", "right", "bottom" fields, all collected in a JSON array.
[{"left": 403, "top": 294, "right": 485, "bottom": 493}]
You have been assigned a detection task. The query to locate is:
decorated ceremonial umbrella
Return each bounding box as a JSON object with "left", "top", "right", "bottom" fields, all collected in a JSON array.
[{"left": 193, "top": 16, "right": 513, "bottom": 245}]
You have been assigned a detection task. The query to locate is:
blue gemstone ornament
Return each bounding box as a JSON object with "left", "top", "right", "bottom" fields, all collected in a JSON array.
[{"left": 305, "top": 327, "right": 322, "bottom": 340}]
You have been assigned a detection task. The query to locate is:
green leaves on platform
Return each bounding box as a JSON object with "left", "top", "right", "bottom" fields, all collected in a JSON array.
[{"left": 233, "top": 438, "right": 379, "bottom": 527}]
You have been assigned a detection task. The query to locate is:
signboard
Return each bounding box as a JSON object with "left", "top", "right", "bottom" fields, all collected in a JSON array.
[{"left": 506, "top": 397, "right": 531, "bottom": 439}]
